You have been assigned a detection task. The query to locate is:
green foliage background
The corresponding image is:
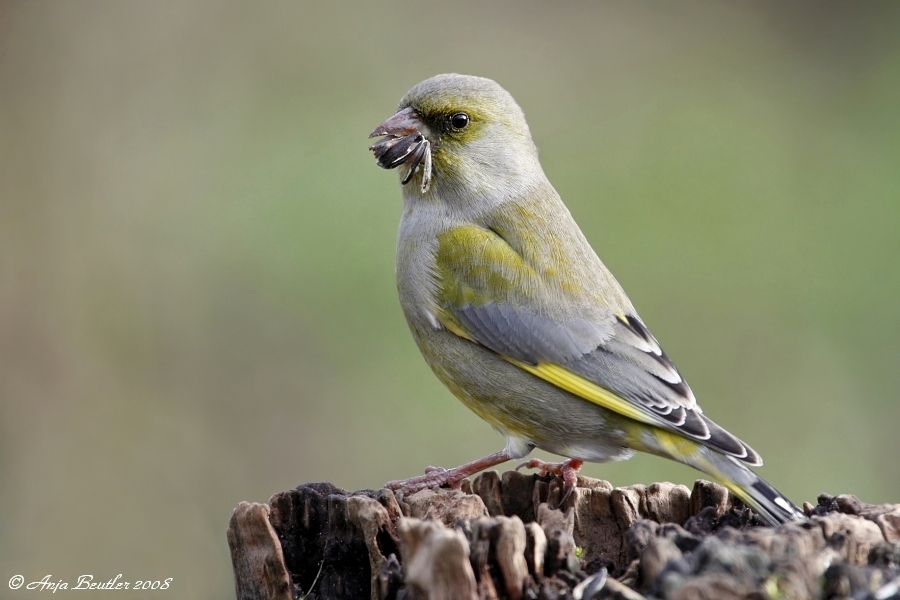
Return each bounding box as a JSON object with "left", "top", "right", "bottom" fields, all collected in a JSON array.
[{"left": 2, "top": 2, "right": 898, "bottom": 596}]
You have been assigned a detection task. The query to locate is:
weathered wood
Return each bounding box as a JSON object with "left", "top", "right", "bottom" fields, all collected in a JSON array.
[
  {"left": 399, "top": 518, "right": 477, "bottom": 600},
  {"left": 227, "top": 502, "right": 293, "bottom": 600},
  {"left": 228, "top": 473, "right": 900, "bottom": 599}
]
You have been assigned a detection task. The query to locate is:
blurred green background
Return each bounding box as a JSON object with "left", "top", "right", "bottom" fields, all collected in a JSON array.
[{"left": 2, "top": 1, "right": 898, "bottom": 596}]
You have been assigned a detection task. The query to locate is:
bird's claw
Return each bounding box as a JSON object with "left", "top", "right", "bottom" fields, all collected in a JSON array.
[
  {"left": 516, "top": 458, "right": 554, "bottom": 477},
  {"left": 516, "top": 458, "right": 585, "bottom": 508},
  {"left": 515, "top": 460, "right": 533, "bottom": 473}
]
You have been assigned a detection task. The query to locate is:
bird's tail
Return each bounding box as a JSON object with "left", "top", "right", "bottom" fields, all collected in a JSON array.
[
  {"left": 635, "top": 428, "right": 805, "bottom": 526},
  {"left": 708, "top": 452, "right": 806, "bottom": 526}
]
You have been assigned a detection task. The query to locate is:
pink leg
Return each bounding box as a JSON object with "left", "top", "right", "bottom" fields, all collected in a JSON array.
[
  {"left": 385, "top": 449, "right": 515, "bottom": 493},
  {"left": 517, "top": 457, "right": 585, "bottom": 504}
]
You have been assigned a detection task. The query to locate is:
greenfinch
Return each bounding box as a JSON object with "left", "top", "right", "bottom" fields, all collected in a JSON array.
[{"left": 369, "top": 74, "right": 803, "bottom": 525}]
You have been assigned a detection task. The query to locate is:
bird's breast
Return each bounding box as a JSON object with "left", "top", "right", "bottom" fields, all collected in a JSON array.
[{"left": 395, "top": 208, "right": 447, "bottom": 334}]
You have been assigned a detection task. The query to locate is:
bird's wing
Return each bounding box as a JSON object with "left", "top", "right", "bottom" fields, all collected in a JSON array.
[{"left": 433, "top": 223, "right": 760, "bottom": 465}]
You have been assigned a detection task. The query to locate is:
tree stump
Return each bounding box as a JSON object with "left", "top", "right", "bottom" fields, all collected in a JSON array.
[{"left": 227, "top": 472, "right": 900, "bottom": 600}]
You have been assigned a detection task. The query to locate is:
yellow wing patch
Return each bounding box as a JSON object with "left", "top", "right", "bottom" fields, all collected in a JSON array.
[{"left": 505, "top": 359, "right": 656, "bottom": 425}]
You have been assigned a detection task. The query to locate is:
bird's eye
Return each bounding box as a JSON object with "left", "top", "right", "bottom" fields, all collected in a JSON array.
[{"left": 449, "top": 113, "right": 470, "bottom": 130}]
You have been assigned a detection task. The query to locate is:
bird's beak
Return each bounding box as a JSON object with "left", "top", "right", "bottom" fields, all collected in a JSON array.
[
  {"left": 369, "top": 107, "right": 433, "bottom": 193},
  {"left": 369, "top": 106, "right": 423, "bottom": 139}
]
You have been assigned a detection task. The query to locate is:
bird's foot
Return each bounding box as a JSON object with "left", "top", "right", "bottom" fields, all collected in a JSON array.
[
  {"left": 385, "top": 467, "right": 462, "bottom": 493},
  {"left": 516, "top": 458, "right": 585, "bottom": 506},
  {"left": 384, "top": 449, "right": 514, "bottom": 494}
]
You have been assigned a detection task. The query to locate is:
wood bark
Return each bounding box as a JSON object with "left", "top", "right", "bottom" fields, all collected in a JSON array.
[{"left": 227, "top": 472, "right": 900, "bottom": 600}]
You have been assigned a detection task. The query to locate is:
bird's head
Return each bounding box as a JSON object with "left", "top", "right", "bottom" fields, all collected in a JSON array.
[{"left": 369, "top": 74, "right": 542, "bottom": 204}]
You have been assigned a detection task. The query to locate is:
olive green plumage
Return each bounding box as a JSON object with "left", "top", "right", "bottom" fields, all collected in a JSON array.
[{"left": 370, "top": 73, "right": 803, "bottom": 525}]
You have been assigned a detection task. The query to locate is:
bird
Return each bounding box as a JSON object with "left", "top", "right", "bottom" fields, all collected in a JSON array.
[{"left": 368, "top": 73, "right": 804, "bottom": 525}]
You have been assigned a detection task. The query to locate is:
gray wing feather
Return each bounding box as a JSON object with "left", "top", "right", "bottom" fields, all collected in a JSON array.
[{"left": 456, "top": 303, "right": 612, "bottom": 363}]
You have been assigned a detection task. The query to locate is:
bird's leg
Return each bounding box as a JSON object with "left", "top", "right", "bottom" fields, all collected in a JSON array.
[
  {"left": 385, "top": 449, "right": 515, "bottom": 493},
  {"left": 517, "top": 458, "right": 585, "bottom": 505}
]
